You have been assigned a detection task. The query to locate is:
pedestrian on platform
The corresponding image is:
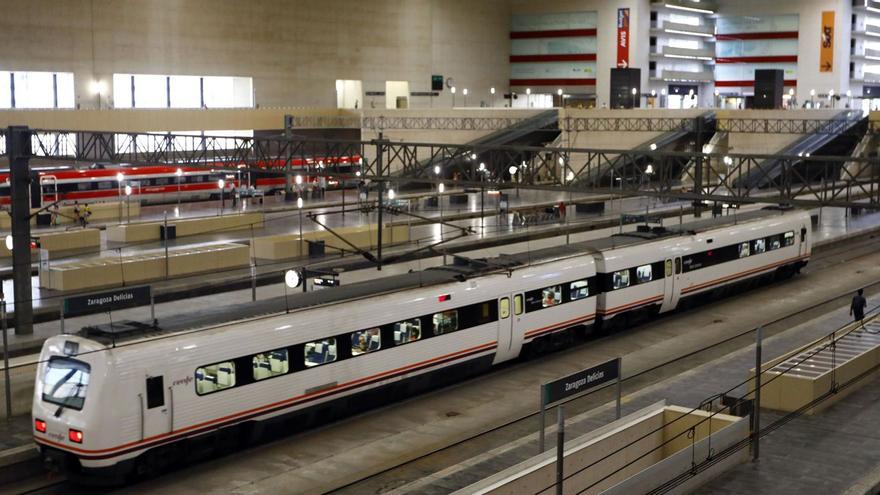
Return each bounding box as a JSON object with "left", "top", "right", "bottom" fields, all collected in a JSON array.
[
  {"left": 851, "top": 288, "right": 867, "bottom": 324},
  {"left": 231, "top": 186, "right": 237, "bottom": 208}
]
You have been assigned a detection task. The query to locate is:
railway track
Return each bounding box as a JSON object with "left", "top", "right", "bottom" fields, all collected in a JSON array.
[{"left": 2, "top": 226, "right": 878, "bottom": 494}]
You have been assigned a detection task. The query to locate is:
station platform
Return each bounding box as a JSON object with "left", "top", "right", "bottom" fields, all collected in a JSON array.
[{"left": 9, "top": 217, "right": 869, "bottom": 495}]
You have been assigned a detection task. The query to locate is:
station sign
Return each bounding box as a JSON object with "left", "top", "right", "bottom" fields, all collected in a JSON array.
[
  {"left": 63, "top": 285, "right": 152, "bottom": 317},
  {"left": 542, "top": 358, "right": 621, "bottom": 405}
]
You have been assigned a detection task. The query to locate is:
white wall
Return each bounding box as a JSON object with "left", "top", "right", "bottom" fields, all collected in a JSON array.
[
  {"left": 0, "top": 0, "right": 511, "bottom": 109},
  {"left": 716, "top": 0, "right": 853, "bottom": 101},
  {"left": 511, "top": 0, "right": 651, "bottom": 108}
]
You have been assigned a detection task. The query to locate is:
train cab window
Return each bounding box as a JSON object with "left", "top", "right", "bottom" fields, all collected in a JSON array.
[
  {"left": 146, "top": 376, "right": 164, "bottom": 409},
  {"left": 753, "top": 238, "right": 766, "bottom": 254},
  {"left": 665, "top": 260, "right": 673, "bottom": 277},
  {"left": 500, "top": 298, "right": 510, "bottom": 318},
  {"left": 195, "top": 361, "right": 236, "bottom": 395},
  {"left": 514, "top": 295, "right": 524, "bottom": 315},
  {"left": 304, "top": 338, "right": 338, "bottom": 367},
  {"left": 783, "top": 231, "right": 795, "bottom": 247},
  {"left": 252, "top": 348, "right": 289, "bottom": 380},
  {"left": 541, "top": 286, "right": 562, "bottom": 307},
  {"left": 768, "top": 235, "right": 782, "bottom": 250},
  {"left": 393, "top": 319, "right": 421, "bottom": 345},
  {"left": 433, "top": 310, "right": 459, "bottom": 335},
  {"left": 570, "top": 280, "right": 589, "bottom": 300},
  {"left": 636, "top": 265, "right": 652, "bottom": 283},
  {"left": 351, "top": 328, "right": 381, "bottom": 355},
  {"left": 612, "top": 269, "right": 630, "bottom": 289},
  {"left": 41, "top": 357, "right": 90, "bottom": 410},
  {"left": 674, "top": 258, "right": 681, "bottom": 274},
  {"left": 738, "top": 242, "right": 750, "bottom": 258}
]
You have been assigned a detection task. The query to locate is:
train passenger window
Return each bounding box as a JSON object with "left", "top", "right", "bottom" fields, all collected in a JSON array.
[
  {"left": 784, "top": 231, "right": 795, "bottom": 246},
  {"left": 542, "top": 286, "right": 562, "bottom": 307},
  {"left": 636, "top": 265, "right": 652, "bottom": 283},
  {"left": 77, "top": 182, "right": 90, "bottom": 191},
  {"left": 154, "top": 177, "right": 169, "bottom": 185},
  {"left": 146, "top": 376, "right": 164, "bottom": 409},
  {"left": 252, "top": 348, "right": 289, "bottom": 380},
  {"left": 738, "top": 242, "right": 750, "bottom": 258},
  {"left": 304, "top": 338, "right": 338, "bottom": 367},
  {"left": 514, "top": 294, "right": 523, "bottom": 315},
  {"left": 393, "top": 319, "right": 421, "bottom": 345},
  {"left": 351, "top": 328, "right": 381, "bottom": 356},
  {"left": 768, "top": 235, "right": 781, "bottom": 250},
  {"left": 612, "top": 269, "right": 630, "bottom": 289},
  {"left": 753, "top": 239, "right": 766, "bottom": 254},
  {"left": 97, "top": 181, "right": 113, "bottom": 190},
  {"left": 195, "top": 361, "right": 236, "bottom": 395},
  {"left": 570, "top": 280, "right": 589, "bottom": 300},
  {"left": 500, "top": 298, "right": 510, "bottom": 318},
  {"left": 433, "top": 310, "right": 459, "bottom": 335}
]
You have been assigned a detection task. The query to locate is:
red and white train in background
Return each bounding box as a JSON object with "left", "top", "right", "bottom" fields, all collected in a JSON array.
[{"left": 0, "top": 156, "right": 360, "bottom": 207}]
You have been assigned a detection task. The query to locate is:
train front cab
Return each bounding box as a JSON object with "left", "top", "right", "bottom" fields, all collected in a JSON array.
[{"left": 32, "top": 337, "right": 135, "bottom": 484}]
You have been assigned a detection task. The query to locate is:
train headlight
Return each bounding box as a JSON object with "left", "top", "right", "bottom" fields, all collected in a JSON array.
[
  {"left": 35, "top": 419, "right": 47, "bottom": 433},
  {"left": 68, "top": 429, "right": 84, "bottom": 443}
]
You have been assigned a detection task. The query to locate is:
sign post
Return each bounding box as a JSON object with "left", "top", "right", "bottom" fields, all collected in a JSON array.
[{"left": 539, "top": 357, "right": 621, "bottom": 453}]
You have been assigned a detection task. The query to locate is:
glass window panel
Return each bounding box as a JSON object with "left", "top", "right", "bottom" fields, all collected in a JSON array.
[
  {"left": 252, "top": 349, "right": 289, "bottom": 380},
  {"left": 203, "top": 76, "right": 234, "bottom": 108},
  {"left": 668, "top": 13, "right": 701, "bottom": 26},
  {"left": 14, "top": 71, "right": 55, "bottom": 108},
  {"left": 351, "top": 328, "right": 381, "bottom": 355},
  {"left": 511, "top": 37, "right": 596, "bottom": 56},
  {"left": 500, "top": 298, "right": 510, "bottom": 318},
  {"left": 133, "top": 74, "right": 168, "bottom": 108},
  {"left": 169, "top": 75, "right": 201, "bottom": 108},
  {"left": 393, "top": 318, "right": 421, "bottom": 345},
  {"left": 716, "top": 14, "right": 799, "bottom": 35},
  {"left": 304, "top": 338, "right": 337, "bottom": 367},
  {"left": 41, "top": 357, "right": 90, "bottom": 410},
  {"left": 514, "top": 294, "right": 523, "bottom": 315},
  {"left": 784, "top": 231, "right": 795, "bottom": 246},
  {"left": 55, "top": 72, "right": 75, "bottom": 108},
  {"left": 541, "top": 286, "right": 562, "bottom": 307},
  {"left": 433, "top": 310, "right": 459, "bottom": 335},
  {"left": 739, "top": 242, "right": 750, "bottom": 258},
  {"left": 195, "top": 361, "right": 236, "bottom": 395},
  {"left": 636, "top": 265, "right": 652, "bottom": 283},
  {"left": 570, "top": 280, "right": 589, "bottom": 300},
  {"left": 232, "top": 77, "right": 253, "bottom": 107},
  {"left": 753, "top": 238, "right": 766, "bottom": 254},
  {"left": 511, "top": 62, "right": 596, "bottom": 80},
  {"left": 613, "top": 269, "right": 630, "bottom": 289},
  {"left": 512, "top": 12, "right": 597, "bottom": 31},
  {"left": 113, "top": 74, "right": 133, "bottom": 108},
  {"left": 0, "top": 72, "right": 10, "bottom": 108}
]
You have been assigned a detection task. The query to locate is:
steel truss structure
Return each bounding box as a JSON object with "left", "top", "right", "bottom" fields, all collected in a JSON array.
[{"left": 1, "top": 126, "right": 878, "bottom": 210}]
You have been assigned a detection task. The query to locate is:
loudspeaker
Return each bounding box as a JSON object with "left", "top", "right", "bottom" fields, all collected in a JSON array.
[
  {"left": 610, "top": 68, "right": 641, "bottom": 109},
  {"left": 753, "top": 69, "right": 784, "bottom": 109}
]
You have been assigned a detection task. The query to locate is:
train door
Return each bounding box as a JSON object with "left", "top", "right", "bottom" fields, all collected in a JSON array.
[
  {"left": 493, "top": 294, "right": 523, "bottom": 364},
  {"left": 799, "top": 225, "right": 808, "bottom": 257},
  {"left": 660, "top": 257, "right": 682, "bottom": 313},
  {"left": 141, "top": 375, "right": 171, "bottom": 439},
  {"left": 40, "top": 175, "right": 58, "bottom": 207}
]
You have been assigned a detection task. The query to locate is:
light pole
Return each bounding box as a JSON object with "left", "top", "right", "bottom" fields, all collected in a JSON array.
[
  {"left": 451, "top": 86, "right": 456, "bottom": 107},
  {"left": 810, "top": 89, "right": 816, "bottom": 108},
  {"left": 490, "top": 87, "right": 496, "bottom": 107},
  {"left": 218, "top": 178, "right": 225, "bottom": 213},
  {"left": 116, "top": 172, "right": 124, "bottom": 224},
  {"left": 688, "top": 88, "right": 695, "bottom": 108},
  {"left": 295, "top": 174, "right": 303, "bottom": 202},
  {"left": 526, "top": 87, "right": 531, "bottom": 107},
  {"left": 297, "top": 196, "right": 304, "bottom": 257},
  {"left": 714, "top": 89, "right": 720, "bottom": 108},
  {"left": 124, "top": 184, "right": 132, "bottom": 223},
  {"left": 650, "top": 89, "right": 656, "bottom": 108},
  {"left": 463, "top": 88, "right": 468, "bottom": 107},
  {"left": 661, "top": 88, "right": 667, "bottom": 108},
  {"left": 829, "top": 89, "right": 836, "bottom": 109},
  {"left": 788, "top": 88, "right": 795, "bottom": 109},
  {"left": 175, "top": 168, "right": 182, "bottom": 206},
  {"left": 438, "top": 182, "right": 445, "bottom": 239},
  {"left": 846, "top": 89, "right": 852, "bottom": 109},
  {"left": 556, "top": 88, "right": 563, "bottom": 107},
  {"left": 478, "top": 162, "right": 486, "bottom": 234},
  {"left": 631, "top": 87, "right": 637, "bottom": 108}
]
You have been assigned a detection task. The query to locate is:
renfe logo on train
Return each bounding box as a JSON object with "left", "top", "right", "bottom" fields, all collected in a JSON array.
[{"left": 543, "top": 358, "right": 621, "bottom": 405}]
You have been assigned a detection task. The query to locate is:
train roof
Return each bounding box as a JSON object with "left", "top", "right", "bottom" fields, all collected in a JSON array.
[{"left": 74, "top": 207, "right": 803, "bottom": 345}]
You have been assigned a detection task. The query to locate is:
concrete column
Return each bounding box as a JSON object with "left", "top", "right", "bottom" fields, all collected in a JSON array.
[{"left": 8, "top": 126, "right": 34, "bottom": 335}]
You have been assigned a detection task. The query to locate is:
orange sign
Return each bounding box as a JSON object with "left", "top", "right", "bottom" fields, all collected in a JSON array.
[{"left": 820, "top": 11, "right": 834, "bottom": 72}]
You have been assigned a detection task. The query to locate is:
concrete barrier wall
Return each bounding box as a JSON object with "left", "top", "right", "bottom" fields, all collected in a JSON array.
[
  {"left": 252, "top": 223, "right": 410, "bottom": 260},
  {"left": 35, "top": 229, "right": 101, "bottom": 252},
  {"left": 0, "top": 201, "right": 139, "bottom": 229},
  {"left": 455, "top": 402, "right": 746, "bottom": 495},
  {"left": 106, "top": 212, "right": 264, "bottom": 243},
  {"left": 0, "top": 355, "right": 39, "bottom": 420},
  {"left": 44, "top": 243, "right": 250, "bottom": 291}
]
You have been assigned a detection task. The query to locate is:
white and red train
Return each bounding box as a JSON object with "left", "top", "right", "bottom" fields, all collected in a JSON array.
[
  {"left": 32, "top": 209, "right": 811, "bottom": 483},
  {"left": 0, "top": 156, "right": 359, "bottom": 206}
]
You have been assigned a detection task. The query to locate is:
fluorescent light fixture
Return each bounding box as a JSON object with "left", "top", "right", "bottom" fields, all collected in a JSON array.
[
  {"left": 664, "top": 28, "right": 714, "bottom": 37},
  {"left": 664, "top": 3, "right": 715, "bottom": 14},
  {"left": 665, "top": 53, "right": 714, "bottom": 61}
]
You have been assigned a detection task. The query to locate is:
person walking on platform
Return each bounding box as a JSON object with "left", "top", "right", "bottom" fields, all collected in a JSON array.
[
  {"left": 231, "top": 186, "right": 238, "bottom": 208},
  {"left": 851, "top": 288, "right": 867, "bottom": 325}
]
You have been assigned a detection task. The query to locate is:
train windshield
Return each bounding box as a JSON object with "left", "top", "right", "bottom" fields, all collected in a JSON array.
[{"left": 41, "top": 357, "right": 90, "bottom": 411}]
